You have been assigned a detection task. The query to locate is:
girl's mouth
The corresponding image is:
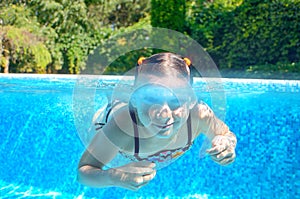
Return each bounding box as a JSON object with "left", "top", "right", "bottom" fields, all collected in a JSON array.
[{"left": 154, "top": 122, "right": 174, "bottom": 129}]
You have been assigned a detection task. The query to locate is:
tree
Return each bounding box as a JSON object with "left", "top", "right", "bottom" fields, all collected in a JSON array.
[
  {"left": 150, "top": 0, "right": 186, "bottom": 33},
  {"left": 83, "top": 15, "right": 153, "bottom": 75},
  {"left": 188, "top": 0, "right": 300, "bottom": 69},
  {"left": 29, "top": 0, "right": 107, "bottom": 74},
  {"left": 82, "top": 0, "right": 152, "bottom": 75},
  {"left": 0, "top": 0, "right": 109, "bottom": 74},
  {"left": 86, "top": 0, "right": 150, "bottom": 29},
  {"left": 0, "top": 4, "right": 52, "bottom": 73}
]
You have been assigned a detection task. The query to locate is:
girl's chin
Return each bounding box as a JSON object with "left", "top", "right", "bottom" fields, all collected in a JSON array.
[
  {"left": 157, "top": 130, "right": 173, "bottom": 138},
  {"left": 154, "top": 126, "right": 176, "bottom": 138},
  {"left": 140, "top": 120, "right": 178, "bottom": 138}
]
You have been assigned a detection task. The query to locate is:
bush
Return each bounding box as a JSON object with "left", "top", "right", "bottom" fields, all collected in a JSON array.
[
  {"left": 151, "top": 0, "right": 186, "bottom": 33},
  {"left": 189, "top": 0, "right": 300, "bottom": 69}
]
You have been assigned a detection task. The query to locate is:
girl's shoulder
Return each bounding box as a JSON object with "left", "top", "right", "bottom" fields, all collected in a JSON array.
[
  {"left": 191, "top": 101, "right": 214, "bottom": 120},
  {"left": 101, "top": 104, "right": 135, "bottom": 151},
  {"left": 189, "top": 101, "right": 213, "bottom": 138}
]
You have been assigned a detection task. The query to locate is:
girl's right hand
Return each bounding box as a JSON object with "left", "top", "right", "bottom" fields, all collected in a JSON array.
[{"left": 110, "top": 161, "right": 156, "bottom": 191}]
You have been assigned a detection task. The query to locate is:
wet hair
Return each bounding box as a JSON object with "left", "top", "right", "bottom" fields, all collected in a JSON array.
[{"left": 134, "top": 52, "right": 192, "bottom": 85}]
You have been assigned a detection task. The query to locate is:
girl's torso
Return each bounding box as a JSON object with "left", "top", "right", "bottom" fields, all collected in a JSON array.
[{"left": 95, "top": 101, "right": 201, "bottom": 162}]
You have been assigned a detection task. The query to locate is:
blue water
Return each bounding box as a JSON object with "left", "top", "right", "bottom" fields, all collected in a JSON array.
[{"left": 0, "top": 74, "right": 299, "bottom": 199}]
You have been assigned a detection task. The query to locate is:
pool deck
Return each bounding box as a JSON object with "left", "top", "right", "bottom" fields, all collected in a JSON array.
[
  {"left": 1, "top": 72, "right": 299, "bottom": 82},
  {"left": 220, "top": 69, "right": 300, "bottom": 80},
  {"left": 1, "top": 68, "right": 300, "bottom": 80}
]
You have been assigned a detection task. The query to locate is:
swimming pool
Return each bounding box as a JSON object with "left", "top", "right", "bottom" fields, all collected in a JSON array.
[{"left": 0, "top": 74, "right": 299, "bottom": 199}]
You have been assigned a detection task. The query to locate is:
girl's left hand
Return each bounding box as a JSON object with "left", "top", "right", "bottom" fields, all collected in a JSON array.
[{"left": 206, "top": 135, "right": 236, "bottom": 165}]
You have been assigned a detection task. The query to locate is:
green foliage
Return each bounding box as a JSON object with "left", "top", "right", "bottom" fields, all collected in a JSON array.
[
  {"left": 83, "top": 16, "right": 153, "bottom": 75},
  {"left": 151, "top": 0, "right": 186, "bottom": 32},
  {"left": 189, "top": 0, "right": 300, "bottom": 70},
  {"left": 1, "top": 26, "right": 52, "bottom": 73},
  {"left": 0, "top": 4, "right": 52, "bottom": 73},
  {"left": 103, "top": 49, "right": 153, "bottom": 75},
  {"left": 29, "top": 0, "right": 108, "bottom": 74},
  {"left": 0, "top": 57, "right": 6, "bottom": 68},
  {"left": 1, "top": 0, "right": 299, "bottom": 75},
  {"left": 84, "top": 0, "right": 102, "bottom": 6},
  {"left": 87, "top": 0, "right": 150, "bottom": 29},
  {"left": 103, "top": 16, "right": 154, "bottom": 75},
  {"left": 246, "top": 62, "right": 300, "bottom": 73},
  {"left": 0, "top": 0, "right": 109, "bottom": 74}
]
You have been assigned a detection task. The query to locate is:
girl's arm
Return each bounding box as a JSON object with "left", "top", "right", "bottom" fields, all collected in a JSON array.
[
  {"left": 194, "top": 102, "right": 237, "bottom": 165},
  {"left": 77, "top": 110, "right": 156, "bottom": 190},
  {"left": 77, "top": 128, "right": 119, "bottom": 188}
]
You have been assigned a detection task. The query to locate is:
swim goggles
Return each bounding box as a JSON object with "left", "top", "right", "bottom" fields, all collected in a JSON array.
[{"left": 130, "top": 84, "right": 196, "bottom": 110}]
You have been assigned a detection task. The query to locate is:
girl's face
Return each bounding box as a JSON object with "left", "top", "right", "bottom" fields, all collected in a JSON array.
[{"left": 131, "top": 84, "right": 196, "bottom": 139}]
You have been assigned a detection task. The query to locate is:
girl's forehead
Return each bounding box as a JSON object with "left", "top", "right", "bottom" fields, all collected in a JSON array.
[
  {"left": 136, "top": 75, "right": 190, "bottom": 88},
  {"left": 134, "top": 76, "right": 195, "bottom": 102}
]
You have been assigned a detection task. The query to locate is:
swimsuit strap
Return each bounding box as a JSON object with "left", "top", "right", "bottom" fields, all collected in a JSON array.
[
  {"left": 95, "top": 100, "right": 124, "bottom": 130},
  {"left": 129, "top": 105, "right": 192, "bottom": 160},
  {"left": 187, "top": 113, "right": 192, "bottom": 145},
  {"left": 128, "top": 103, "right": 140, "bottom": 157}
]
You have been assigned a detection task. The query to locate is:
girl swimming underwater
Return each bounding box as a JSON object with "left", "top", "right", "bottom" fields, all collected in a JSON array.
[{"left": 77, "top": 52, "right": 237, "bottom": 191}]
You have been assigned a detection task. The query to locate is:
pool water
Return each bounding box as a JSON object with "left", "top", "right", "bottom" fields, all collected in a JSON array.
[{"left": 0, "top": 74, "right": 299, "bottom": 199}]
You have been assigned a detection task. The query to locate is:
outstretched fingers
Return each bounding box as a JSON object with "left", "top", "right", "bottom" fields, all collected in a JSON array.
[
  {"left": 209, "top": 148, "right": 236, "bottom": 165},
  {"left": 206, "top": 144, "right": 227, "bottom": 155}
]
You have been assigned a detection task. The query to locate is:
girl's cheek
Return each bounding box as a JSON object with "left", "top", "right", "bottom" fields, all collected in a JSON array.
[{"left": 137, "top": 108, "right": 152, "bottom": 127}]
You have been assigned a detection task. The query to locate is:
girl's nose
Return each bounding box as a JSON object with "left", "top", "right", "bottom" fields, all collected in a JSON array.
[
  {"left": 172, "top": 107, "right": 185, "bottom": 118},
  {"left": 156, "top": 104, "right": 187, "bottom": 120},
  {"left": 157, "top": 104, "right": 172, "bottom": 120},
  {"left": 149, "top": 104, "right": 171, "bottom": 122}
]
